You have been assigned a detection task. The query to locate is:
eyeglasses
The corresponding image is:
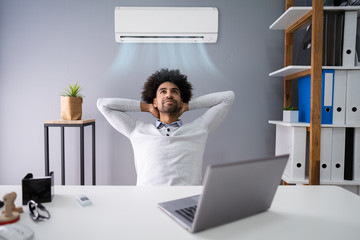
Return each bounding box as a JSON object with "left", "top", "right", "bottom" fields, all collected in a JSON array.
[{"left": 27, "top": 200, "right": 51, "bottom": 221}]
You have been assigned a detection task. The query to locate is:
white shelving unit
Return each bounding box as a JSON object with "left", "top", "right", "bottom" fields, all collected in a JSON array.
[{"left": 270, "top": 3, "right": 360, "bottom": 193}]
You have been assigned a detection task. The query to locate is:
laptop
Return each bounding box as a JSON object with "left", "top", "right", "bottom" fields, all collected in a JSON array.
[{"left": 158, "top": 154, "right": 289, "bottom": 233}]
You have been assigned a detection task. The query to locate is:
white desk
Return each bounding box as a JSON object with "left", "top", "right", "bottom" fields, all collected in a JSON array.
[{"left": 1, "top": 185, "right": 360, "bottom": 239}]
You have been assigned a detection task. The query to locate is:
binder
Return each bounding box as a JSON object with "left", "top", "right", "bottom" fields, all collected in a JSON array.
[
  {"left": 323, "top": 12, "right": 344, "bottom": 66},
  {"left": 331, "top": 127, "right": 345, "bottom": 181},
  {"left": 275, "top": 125, "right": 306, "bottom": 181},
  {"left": 346, "top": 70, "right": 360, "bottom": 124},
  {"left": 353, "top": 128, "right": 360, "bottom": 181},
  {"left": 322, "top": 71, "right": 334, "bottom": 123},
  {"left": 332, "top": 70, "right": 347, "bottom": 124},
  {"left": 323, "top": 12, "right": 333, "bottom": 66},
  {"left": 322, "top": 12, "right": 328, "bottom": 66},
  {"left": 298, "top": 75, "right": 311, "bottom": 123},
  {"left": 297, "top": 12, "right": 344, "bottom": 66},
  {"left": 334, "top": 12, "right": 344, "bottom": 66},
  {"left": 342, "top": 11, "right": 357, "bottom": 66},
  {"left": 320, "top": 127, "right": 332, "bottom": 182},
  {"left": 298, "top": 69, "right": 334, "bottom": 124},
  {"left": 344, "top": 128, "right": 355, "bottom": 180}
]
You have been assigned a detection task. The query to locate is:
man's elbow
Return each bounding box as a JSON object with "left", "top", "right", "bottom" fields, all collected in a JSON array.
[
  {"left": 225, "top": 91, "right": 235, "bottom": 104},
  {"left": 97, "top": 98, "right": 106, "bottom": 111}
]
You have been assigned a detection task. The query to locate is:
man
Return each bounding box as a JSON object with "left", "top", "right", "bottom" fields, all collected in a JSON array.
[{"left": 97, "top": 68, "right": 234, "bottom": 186}]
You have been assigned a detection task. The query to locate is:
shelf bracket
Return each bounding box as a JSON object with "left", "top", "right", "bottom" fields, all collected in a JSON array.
[
  {"left": 284, "top": 69, "right": 312, "bottom": 81},
  {"left": 286, "top": 10, "right": 312, "bottom": 34}
]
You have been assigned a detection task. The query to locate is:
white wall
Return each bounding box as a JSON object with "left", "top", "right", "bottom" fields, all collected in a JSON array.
[{"left": 0, "top": 0, "right": 285, "bottom": 185}]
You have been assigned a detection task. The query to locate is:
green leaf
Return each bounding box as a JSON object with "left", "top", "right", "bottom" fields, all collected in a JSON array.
[
  {"left": 283, "top": 105, "right": 298, "bottom": 111},
  {"left": 60, "top": 82, "right": 84, "bottom": 98}
]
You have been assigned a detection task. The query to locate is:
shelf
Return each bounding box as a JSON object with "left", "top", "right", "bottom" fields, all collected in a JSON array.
[
  {"left": 270, "top": 6, "right": 360, "bottom": 30},
  {"left": 282, "top": 175, "right": 360, "bottom": 186},
  {"left": 269, "top": 65, "right": 310, "bottom": 77},
  {"left": 269, "top": 65, "right": 360, "bottom": 77},
  {"left": 282, "top": 175, "right": 309, "bottom": 184},
  {"left": 269, "top": 120, "right": 360, "bottom": 128},
  {"left": 270, "top": 7, "right": 311, "bottom": 30},
  {"left": 269, "top": 120, "right": 309, "bottom": 127}
]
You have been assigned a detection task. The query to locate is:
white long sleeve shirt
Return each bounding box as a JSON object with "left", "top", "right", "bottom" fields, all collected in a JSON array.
[{"left": 97, "top": 91, "right": 235, "bottom": 186}]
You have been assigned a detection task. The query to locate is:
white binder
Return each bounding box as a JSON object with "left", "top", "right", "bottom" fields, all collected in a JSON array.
[
  {"left": 332, "top": 70, "right": 347, "bottom": 124},
  {"left": 353, "top": 128, "right": 360, "bottom": 181},
  {"left": 331, "top": 127, "right": 345, "bottom": 181},
  {"left": 275, "top": 125, "right": 306, "bottom": 181},
  {"left": 320, "top": 127, "right": 332, "bottom": 182},
  {"left": 346, "top": 70, "right": 360, "bottom": 124},
  {"left": 342, "top": 11, "right": 357, "bottom": 66},
  {"left": 323, "top": 72, "right": 334, "bottom": 107}
]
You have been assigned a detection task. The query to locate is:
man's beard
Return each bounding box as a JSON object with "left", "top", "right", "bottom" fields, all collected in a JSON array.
[{"left": 159, "top": 100, "right": 180, "bottom": 114}]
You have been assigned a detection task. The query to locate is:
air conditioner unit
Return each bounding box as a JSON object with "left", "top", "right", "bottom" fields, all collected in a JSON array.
[{"left": 114, "top": 7, "right": 218, "bottom": 43}]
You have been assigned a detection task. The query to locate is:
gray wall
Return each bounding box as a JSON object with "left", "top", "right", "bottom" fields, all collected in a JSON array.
[{"left": 0, "top": 0, "right": 285, "bottom": 185}]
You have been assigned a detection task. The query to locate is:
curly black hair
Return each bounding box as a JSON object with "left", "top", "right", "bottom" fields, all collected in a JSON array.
[{"left": 141, "top": 68, "right": 193, "bottom": 104}]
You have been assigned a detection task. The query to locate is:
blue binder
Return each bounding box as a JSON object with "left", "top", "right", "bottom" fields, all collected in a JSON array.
[{"left": 298, "top": 69, "right": 334, "bottom": 124}]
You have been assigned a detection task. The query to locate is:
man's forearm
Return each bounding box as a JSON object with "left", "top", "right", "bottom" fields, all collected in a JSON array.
[
  {"left": 97, "top": 98, "right": 141, "bottom": 113},
  {"left": 188, "top": 91, "right": 235, "bottom": 111},
  {"left": 187, "top": 91, "right": 235, "bottom": 132},
  {"left": 97, "top": 98, "right": 142, "bottom": 138}
]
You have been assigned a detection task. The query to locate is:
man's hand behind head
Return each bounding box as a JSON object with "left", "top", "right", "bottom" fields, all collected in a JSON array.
[
  {"left": 178, "top": 102, "right": 189, "bottom": 118},
  {"left": 141, "top": 102, "right": 160, "bottom": 119}
]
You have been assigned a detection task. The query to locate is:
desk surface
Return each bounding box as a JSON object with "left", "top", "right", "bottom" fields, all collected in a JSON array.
[{"left": 1, "top": 185, "right": 359, "bottom": 240}]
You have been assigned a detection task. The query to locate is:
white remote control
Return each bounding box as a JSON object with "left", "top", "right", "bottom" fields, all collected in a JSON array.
[{"left": 76, "top": 195, "right": 92, "bottom": 206}]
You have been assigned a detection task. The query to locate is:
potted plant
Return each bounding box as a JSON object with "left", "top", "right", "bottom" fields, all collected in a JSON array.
[
  {"left": 283, "top": 105, "right": 299, "bottom": 123},
  {"left": 60, "top": 83, "right": 84, "bottom": 120}
]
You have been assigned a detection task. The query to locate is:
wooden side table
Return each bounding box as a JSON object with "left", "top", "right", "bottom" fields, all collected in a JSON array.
[{"left": 44, "top": 119, "right": 96, "bottom": 185}]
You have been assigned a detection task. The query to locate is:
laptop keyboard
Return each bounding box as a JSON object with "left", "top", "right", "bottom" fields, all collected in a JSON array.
[{"left": 175, "top": 205, "right": 197, "bottom": 222}]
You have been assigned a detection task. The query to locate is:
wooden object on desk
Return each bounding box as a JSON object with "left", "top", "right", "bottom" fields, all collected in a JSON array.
[
  {"left": 0, "top": 192, "right": 22, "bottom": 225},
  {"left": 44, "top": 119, "right": 96, "bottom": 185}
]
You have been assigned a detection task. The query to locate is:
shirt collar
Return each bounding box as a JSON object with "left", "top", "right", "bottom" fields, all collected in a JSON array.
[{"left": 156, "top": 119, "right": 183, "bottom": 129}]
